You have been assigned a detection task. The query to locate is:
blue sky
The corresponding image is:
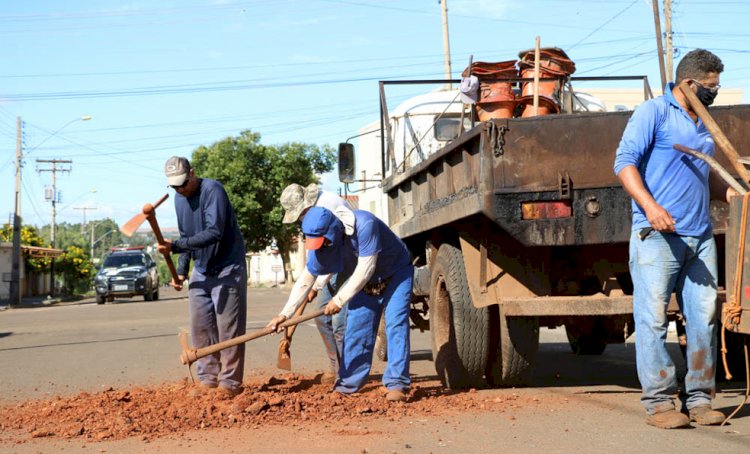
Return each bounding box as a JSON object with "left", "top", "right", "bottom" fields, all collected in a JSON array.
[{"left": 1, "top": 0, "right": 748, "bottom": 231}]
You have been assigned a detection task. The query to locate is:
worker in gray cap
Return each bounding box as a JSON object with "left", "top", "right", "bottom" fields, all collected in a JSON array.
[
  {"left": 280, "top": 183, "right": 355, "bottom": 384},
  {"left": 159, "top": 156, "right": 247, "bottom": 399}
]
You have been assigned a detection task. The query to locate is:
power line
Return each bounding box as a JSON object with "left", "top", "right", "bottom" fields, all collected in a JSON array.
[{"left": 567, "top": 0, "right": 640, "bottom": 51}]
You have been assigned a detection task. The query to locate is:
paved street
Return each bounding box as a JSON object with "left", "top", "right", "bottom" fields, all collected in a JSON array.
[{"left": 1, "top": 286, "right": 749, "bottom": 453}]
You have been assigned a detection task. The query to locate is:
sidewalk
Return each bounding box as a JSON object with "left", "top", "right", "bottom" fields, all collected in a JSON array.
[{"left": 0, "top": 294, "right": 85, "bottom": 311}]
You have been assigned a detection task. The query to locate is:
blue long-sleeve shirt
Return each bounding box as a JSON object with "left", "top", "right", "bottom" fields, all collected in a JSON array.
[
  {"left": 171, "top": 178, "right": 246, "bottom": 276},
  {"left": 613, "top": 83, "right": 715, "bottom": 236}
]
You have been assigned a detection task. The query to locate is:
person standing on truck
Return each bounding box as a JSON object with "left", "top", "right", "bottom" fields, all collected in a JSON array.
[
  {"left": 158, "top": 156, "right": 247, "bottom": 399},
  {"left": 614, "top": 49, "right": 732, "bottom": 429},
  {"left": 266, "top": 206, "right": 413, "bottom": 402},
  {"left": 280, "top": 183, "right": 356, "bottom": 384}
]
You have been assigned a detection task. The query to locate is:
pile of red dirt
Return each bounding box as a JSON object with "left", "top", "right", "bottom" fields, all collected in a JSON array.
[{"left": 0, "top": 374, "right": 547, "bottom": 443}]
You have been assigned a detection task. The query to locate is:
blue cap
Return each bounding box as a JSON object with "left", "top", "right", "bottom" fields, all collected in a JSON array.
[
  {"left": 302, "top": 207, "right": 346, "bottom": 275},
  {"left": 301, "top": 207, "right": 342, "bottom": 250}
]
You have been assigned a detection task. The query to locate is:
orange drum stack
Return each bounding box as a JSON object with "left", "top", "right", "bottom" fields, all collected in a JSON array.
[
  {"left": 517, "top": 48, "right": 576, "bottom": 117},
  {"left": 463, "top": 60, "right": 519, "bottom": 121}
]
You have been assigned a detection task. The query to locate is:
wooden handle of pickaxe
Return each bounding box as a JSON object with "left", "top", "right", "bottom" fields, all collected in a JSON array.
[
  {"left": 286, "top": 290, "right": 315, "bottom": 339},
  {"left": 142, "top": 194, "right": 179, "bottom": 284},
  {"left": 179, "top": 308, "right": 326, "bottom": 366},
  {"left": 678, "top": 84, "right": 750, "bottom": 186}
]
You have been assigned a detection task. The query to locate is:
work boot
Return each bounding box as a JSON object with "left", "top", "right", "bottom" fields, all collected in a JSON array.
[
  {"left": 689, "top": 405, "right": 725, "bottom": 425},
  {"left": 188, "top": 382, "right": 216, "bottom": 397},
  {"left": 320, "top": 372, "right": 336, "bottom": 386},
  {"left": 646, "top": 408, "right": 690, "bottom": 429},
  {"left": 385, "top": 389, "right": 408, "bottom": 403},
  {"left": 215, "top": 386, "right": 242, "bottom": 400}
]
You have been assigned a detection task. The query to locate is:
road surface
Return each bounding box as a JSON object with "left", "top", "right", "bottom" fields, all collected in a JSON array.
[{"left": 1, "top": 286, "right": 749, "bottom": 453}]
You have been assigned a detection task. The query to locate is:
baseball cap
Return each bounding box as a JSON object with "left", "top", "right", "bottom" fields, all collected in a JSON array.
[
  {"left": 301, "top": 206, "right": 342, "bottom": 250},
  {"left": 164, "top": 156, "right": 191, "bottom": 186},
  {"left": 281, "top": 183, "right": 320, "bottom": 224}
]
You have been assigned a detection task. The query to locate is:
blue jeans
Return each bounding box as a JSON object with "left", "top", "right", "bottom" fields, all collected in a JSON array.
[
  {"left": 335, "top": 263, "right": 413, "bottom": 394},
  {"left": 629, "top": 230, "right": 718, "bottom": 414},
  {"left": 314, "top": 272, "right": 350, "bottom": 374},
  {"left": 188, "top": 263, "right": 247, "bottom": 391}
]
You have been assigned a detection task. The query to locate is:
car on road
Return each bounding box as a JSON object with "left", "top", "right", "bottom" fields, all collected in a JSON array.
[{"left": 94, "top": 246, "right": 160, "bottom": 304}]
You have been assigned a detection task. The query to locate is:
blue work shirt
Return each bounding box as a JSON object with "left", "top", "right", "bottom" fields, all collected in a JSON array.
[
  {"left": 307, "top": 210, "right": 410, "bottom": 282},
  {"left": 171, "top": 178, "right": 246, "bottom": 276},
  {"left": 613, "top": 83, "right": 715, "bottom": 237}
]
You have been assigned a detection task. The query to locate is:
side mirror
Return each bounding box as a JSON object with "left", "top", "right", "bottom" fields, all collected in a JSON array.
[{"left": 338, "top": 143, "right": 355, "bottom": 183}]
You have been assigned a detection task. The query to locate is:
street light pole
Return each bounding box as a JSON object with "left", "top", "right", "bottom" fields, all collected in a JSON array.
[{"left": 91, "top": 228, "right": 118, "bottom": 260}]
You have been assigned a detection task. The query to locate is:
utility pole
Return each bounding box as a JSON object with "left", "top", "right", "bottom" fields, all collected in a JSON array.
[
  {"left": 90, "top": 223, "right": 97, "bottom": 259},
  {"left": 9, "top": 117, "right": 23, "bottom": 307},
  {"left": 664, "top": 0, "right": 674, "bottom": 82},
  {"left": 74, "top": 206, "right": 97, "bottom": 232},
  {"left": 440, "top": 0, "right": 452, "bottom": 90},
  {"left": 37, "top": 159, "right": 72, "bottom": 296},
  {"left": 651, "top": 0, "right": 667, "bottom": 93}
]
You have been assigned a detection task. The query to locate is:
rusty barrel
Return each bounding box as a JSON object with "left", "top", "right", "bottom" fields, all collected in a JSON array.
[
  {"left": 464, "top": 60, "right": 519, "bottom": 121},
  {"left": 517, "top": 48, "right": 576, "bottom": 117}
]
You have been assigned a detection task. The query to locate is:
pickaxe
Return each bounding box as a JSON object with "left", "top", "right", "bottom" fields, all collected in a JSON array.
[
  {"left": 179, "top": 308, "right": 325, "bottom": 366},
  {"left": 120, "top": 194, "right": 180, "bottom": 286},
  {"left": 277, "top": 295, "right": 310, "bottom": 370}
]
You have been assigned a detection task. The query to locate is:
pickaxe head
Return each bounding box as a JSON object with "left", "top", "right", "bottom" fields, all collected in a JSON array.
[
  {"left": 277, "top": 337, "right": 292, "bottom": 370},
  {"left": 179, "top": 330, "right": 198, "bottom": 366},
  {"left": 119, "top": 194, "right": 169, "bottom": 237}
]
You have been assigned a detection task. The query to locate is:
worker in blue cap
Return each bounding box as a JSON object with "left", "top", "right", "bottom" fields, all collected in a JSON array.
[{"left": 267, "top": 206, "right": 413, "bottom": 402}]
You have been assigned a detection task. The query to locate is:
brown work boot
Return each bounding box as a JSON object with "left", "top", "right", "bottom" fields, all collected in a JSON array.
[
  {"left": 646, "top": 408, "right": 690, "bottom": 429},
  {"left": 385, "top": 389, "right": 408, "bottom": 403},
  {"left": 188, "top": 382, "right": 216, "bottom": 397},
  {"left": 320, "top": 372, "right": 336, "bottom": 386},
  {"left": 689, "top": 405, "right": 725, "bottom": 425},
  {"left": 214, "top": 386, "right": 242, "bottom": 400}
]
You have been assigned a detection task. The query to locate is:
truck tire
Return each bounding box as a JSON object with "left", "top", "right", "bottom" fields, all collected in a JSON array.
[
  {"left": 485, "top": 304, "right": 539, "bottom": 387},
  {"left": 430, "top": 243, "right": 489, "bottom": 389},
  {"left": 374, "top": 316, "right": 388, "bottom": 362},
  {"left": 565, "top": 317, "right": 607, "bottom": 355}
]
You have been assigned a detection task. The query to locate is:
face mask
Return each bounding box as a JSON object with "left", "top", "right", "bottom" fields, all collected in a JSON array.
[{"left": 695, "top": 84, "right": 718, "bottom": 106}]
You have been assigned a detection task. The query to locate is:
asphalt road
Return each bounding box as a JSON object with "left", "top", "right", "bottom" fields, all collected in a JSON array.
[{"left": 1, "top": 286, "right": 749, "bottom": 453}]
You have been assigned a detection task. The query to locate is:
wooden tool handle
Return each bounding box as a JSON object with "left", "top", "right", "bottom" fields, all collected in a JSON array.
[
  {"left": 152, "top": 193, "right": 169, "bottom": 210},
  {"left": 678, "top": 84, "right": 750, "bottom": 186},
  {"left": 285, "top": 298, "right": 310, "bottom": 340},
  {"left": 181, "top": 309, "right": 326, "bottom": 365},
  {"left": 146, "top": 214, "right": 180, "bottom": 284}
]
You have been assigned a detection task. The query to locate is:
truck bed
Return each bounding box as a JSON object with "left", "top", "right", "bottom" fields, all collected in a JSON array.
[{"left": 383, "top": 105, "right": 750, "bottom": 246}]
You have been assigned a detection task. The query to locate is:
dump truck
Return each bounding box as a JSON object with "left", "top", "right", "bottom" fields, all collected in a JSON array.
[{"left": 338, "top": 68, "right": 750, "bottom": 389}]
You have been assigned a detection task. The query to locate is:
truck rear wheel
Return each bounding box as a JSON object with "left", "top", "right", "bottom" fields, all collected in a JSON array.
[
  {"left": 430, "top": 243, "right": 489, "bottom": 389},
  {"left": 485, "top": 304, "right": 539, "bottom": 387}
]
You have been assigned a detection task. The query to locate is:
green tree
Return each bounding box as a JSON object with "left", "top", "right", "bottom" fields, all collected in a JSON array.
[
  {"left": 0, "top": 223, "right": 52, "bottom": 272},
  {"left": 56, "top": 246, "right": 95, "bottom": 294},
  {"left": 191, "top": 130, "right": 335, "bottom": 281},
  {"left": 39, "top": 219, "right": 125, "bottom": 261}
]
